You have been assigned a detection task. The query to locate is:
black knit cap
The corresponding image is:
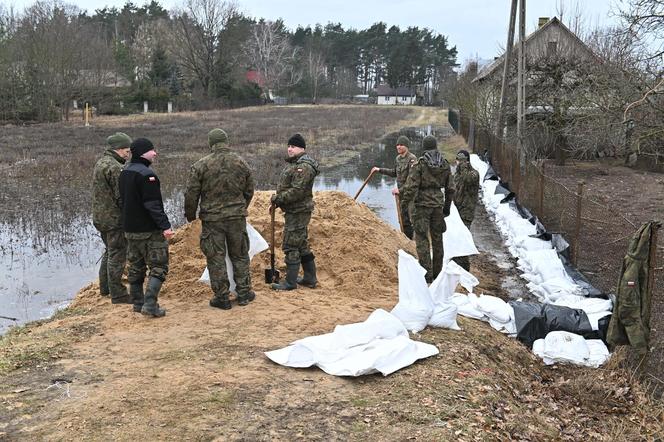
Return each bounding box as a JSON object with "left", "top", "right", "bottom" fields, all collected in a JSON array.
[
  {"left": 288, "top": 133, "right": 306, "bottom": 149},
  {"left": 456, "top": 149, "right": 470, "bottom": 161},
  {"left": 131, "top": 137, "right": 155, "bottom": 159}
]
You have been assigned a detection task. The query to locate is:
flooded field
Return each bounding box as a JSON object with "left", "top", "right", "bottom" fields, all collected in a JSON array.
[{"left": 0, "top": 107, "right": 525, "bottom": 334}]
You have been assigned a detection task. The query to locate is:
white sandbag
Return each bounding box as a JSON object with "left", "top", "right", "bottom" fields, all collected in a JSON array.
[
  {"left": 586, "top": 340, "right": 611, "bottom": 368},
  {"left": 586, "top": 311, "right": 612, "bottom": 331},
  {"left": 199, "top": 223, "right": 269, "bottom": 291},
  {"left": 475, "top": 294, "right": 512, "bottom": 324},
  {"left": 451, "top": 293, "right": 487, "bottom": 320},
  {"left": 537, "top": 331, "right": 590, "bottom": 366},
  {"left": 428, "top": 302, "right": 461, "bottom": 330},
  {"left": 533, "top": 332, "right": 610, "bottom": 368},
  {"left": 469, "top": 154, "right": 488, "bottom": 178},
  {"left": 265, "top": 309, "right": 439, "bottom": 376},
  {"left": 489, "top": 317, "right": 516, "bottom": 334},
  {"left": 442, "top": 203, "right": 479, "bottom": 261},
  {"left": 552, "top": 295, "right": 613, "bottom": 315},
  {"left": 429, "top": 260, "right": 479, "bottom": 304},
  {"left": 391, "top": 250, "right": 434, "bottom": 332},
  {"left": 511, "top": 235, "right": 553, "bottom": 254}
]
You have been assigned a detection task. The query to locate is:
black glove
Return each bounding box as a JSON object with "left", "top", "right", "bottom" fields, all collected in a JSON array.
[
  {"left": 443, "top": 204, "right": 451, "bottom": 217},
  {"left": 270, "top": 194, "right": 280, "bottom": 208}
]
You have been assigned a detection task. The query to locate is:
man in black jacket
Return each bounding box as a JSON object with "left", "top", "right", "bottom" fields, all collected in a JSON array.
[{"left": 119, "top": 138, "right": 173, "bottom": 317}]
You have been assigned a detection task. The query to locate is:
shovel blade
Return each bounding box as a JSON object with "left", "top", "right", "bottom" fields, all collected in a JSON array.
[{"left": 264, "top": 268, "right": 280, "bottom": 284}]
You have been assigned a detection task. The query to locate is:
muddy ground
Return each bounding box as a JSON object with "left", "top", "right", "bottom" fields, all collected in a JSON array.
[{"left": 2, "top": 192, "right": 663, "bottom": 441}]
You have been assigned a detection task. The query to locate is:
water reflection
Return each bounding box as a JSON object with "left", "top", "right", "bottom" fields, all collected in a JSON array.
[{"left": 0, "top": 125, "right": 452, "bottom": 334}]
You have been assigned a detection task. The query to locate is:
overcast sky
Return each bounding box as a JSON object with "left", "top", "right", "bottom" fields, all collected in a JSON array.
[{"left": 4, "top": 0, "right": 621, "bottom": 63}]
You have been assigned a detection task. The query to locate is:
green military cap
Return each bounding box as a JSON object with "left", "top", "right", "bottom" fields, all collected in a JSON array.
[
  {"left": 422, "top": 135, "right": 437, "bottom": 150},
  {"left": 107, "top": 132, "right": 132, "bottom": 149},
  {"left": 396, "top": 135, "right": 410, "bottom": 147},
  {"left": 208, "top": 128, "right": 228, "bottom": 147}
]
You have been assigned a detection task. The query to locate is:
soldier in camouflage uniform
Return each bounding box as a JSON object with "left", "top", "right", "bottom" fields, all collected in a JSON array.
[
  {"left": 119, "top": 138, "right": 173, "bottom": 318},
  {"left": 372, "top": 135, "right": 417, "bottom": 239},
  {"left": 401, "top": 135, "right": 454, "bottom": 283},
  {"left": 92, "top": 132, "right": 132, "bottom": 304},
  {"left": 271, "top": 133, "right": 320, "bottom": 291},
  {"left": 184, "top": 129, "right": 255, "bottom": 310},
  {"left": 452, "top": 150, "right": 480, "bottom": 271}
]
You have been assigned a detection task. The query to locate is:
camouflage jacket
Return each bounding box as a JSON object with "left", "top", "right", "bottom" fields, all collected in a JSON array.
[
  {"left": 92, "top": 149, "right": 126, "bottom": 231},
  {"left": 401, "top": 150, "right": 454, "bottom": 210},
  {"left": 453, "top": 161, "right": 480, "bottom": 223},
  {"left": 378, "top": 152, "right": 417, "bottom": 189},
  {"left": 274, "top": 152, "right": 320, "bottom": 213},
  {"left": 184, "top": 144, "right": 255, "bottom": 222},
  {"left": 607, "top": 221, "right": 658, "bottom": 353}
]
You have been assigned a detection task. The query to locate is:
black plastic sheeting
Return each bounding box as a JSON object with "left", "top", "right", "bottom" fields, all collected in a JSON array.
[{"left": 510, "top": 302, "right": 611, "bottom": 348}]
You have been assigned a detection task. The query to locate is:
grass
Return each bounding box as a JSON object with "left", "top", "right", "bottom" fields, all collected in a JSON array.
[{"left": 0, "top": 318, "right": 96, "bottom": 376}]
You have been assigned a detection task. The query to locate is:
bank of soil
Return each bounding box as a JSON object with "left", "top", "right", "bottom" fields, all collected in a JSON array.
[{"left": 1, "top": 192, "right": 663, "bottom": 440}]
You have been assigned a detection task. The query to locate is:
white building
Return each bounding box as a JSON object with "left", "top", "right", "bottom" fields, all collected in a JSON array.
[{"left": 375, "top": 85, "right": 417, "bottom": 105}]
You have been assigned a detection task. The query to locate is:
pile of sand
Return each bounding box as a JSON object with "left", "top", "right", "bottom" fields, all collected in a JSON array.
[{"left": 72, "top": 191, "right": 416, "bottom": 332}]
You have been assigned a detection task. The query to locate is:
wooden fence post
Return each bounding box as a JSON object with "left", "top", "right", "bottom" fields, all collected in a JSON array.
[
  {"left": 572, "top": 181, "right": 585, "bottom": 266},
  {"left": 538, "top": 161, "right": 545, "bottom": 218}
]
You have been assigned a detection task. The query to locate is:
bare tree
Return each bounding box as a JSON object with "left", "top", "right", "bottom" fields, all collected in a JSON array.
[
  {"left": 305, "top": 46, "right": 326, "bottom": 103},
  {"left": 170, "top": 0, "right": 237, "bottom": 96},
  {"left": 244, "top": 20, "right": 301, "bottom": 99}
]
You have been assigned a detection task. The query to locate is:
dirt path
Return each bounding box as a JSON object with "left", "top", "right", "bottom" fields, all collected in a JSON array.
[{"left": 2, "top": 192, "right": 662, "bottom": 441}]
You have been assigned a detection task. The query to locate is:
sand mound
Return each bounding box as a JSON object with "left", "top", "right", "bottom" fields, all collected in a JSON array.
[{"left": 73, "top": 190, "right": 415, "bottom": 316}]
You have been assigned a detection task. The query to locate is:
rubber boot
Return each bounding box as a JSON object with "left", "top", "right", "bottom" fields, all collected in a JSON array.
[
  {"left": 210, "top": 293, "right": 232, "bottom": 310},
  {"left": 111, "top": 286, "right": 132, "bottom": 304},
  {"left": 237, "top": 290, "right": 256, "bottom": 307},
  {"left": 141, "top": 277, "right": 166, "bottom": 317},
  {"left": 272, "top": 263, "right": 299, "bottom": 291},
  {"left": 297, "top": 254, "right": 318, "bottom": 289},
  {"left": 130, "top": 282, "right": 144, "bottom": 313}
]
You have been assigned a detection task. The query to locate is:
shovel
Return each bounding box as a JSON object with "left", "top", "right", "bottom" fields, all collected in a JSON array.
[
  {"left": 264, "top": 203, "right": 281, "bottom": 283},
  {"left": 394, "top": 192, "right": 405, "bottom": 234},
  {"left": 353, "top": 169, "right": 377, "bottom": 201}
]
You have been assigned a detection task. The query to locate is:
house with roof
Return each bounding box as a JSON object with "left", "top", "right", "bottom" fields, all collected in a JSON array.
[
  {"left": 471, "top": 17, "right": 605, "bottom": 160},
  {"left": 375, "top": 84, "right": 417, "bottom": 105}
]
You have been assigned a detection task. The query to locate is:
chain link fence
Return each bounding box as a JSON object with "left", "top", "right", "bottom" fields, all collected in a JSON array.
[{"left": 456, "top": 113, "right": 664, "bottom": 391}]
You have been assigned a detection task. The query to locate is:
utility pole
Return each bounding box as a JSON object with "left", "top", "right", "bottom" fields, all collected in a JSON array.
[
  {"left": 516, "top": 0, "right": 526, "bottom": 194},
  {"left": 497, "top": 0, "right": 518, "bottom": 136}
]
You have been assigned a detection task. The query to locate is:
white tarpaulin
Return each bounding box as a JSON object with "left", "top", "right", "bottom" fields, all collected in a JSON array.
[
  {"left": 265, "top": 309, "right": 439, "bottom": 376},
  {"left": 199, "top": 223, "right": 268, "bottom": 291}
]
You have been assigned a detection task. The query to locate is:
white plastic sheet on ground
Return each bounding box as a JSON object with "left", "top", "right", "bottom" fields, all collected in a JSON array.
[
  {"left": 265, "top": 309, "right": 439, "bottom": 376},
  {"left": 199, "top": 223, "right": 268, "bottom": 291}
]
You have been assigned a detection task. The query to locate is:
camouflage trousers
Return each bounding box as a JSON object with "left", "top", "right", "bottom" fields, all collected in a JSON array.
[
  {"left": 399, "top": 199, "right": 414, "bottom": 240},
  {"left": 125, "top": 230, "right": 169, "bottom": 284},
  {"left": 412, "top": 206, "right": 446, "bottom": 282},
  {"left": 97, "top": 227, "right": 127, "bottom": 298},
  {"left": 283, "top": 211, "right": 312, "bottom": 265},
  {"left": 452, "top": 216, "right": 473, "bottom": 272},
  {"left": 200, "top": 219, "right": 251, "bottom": 298}
]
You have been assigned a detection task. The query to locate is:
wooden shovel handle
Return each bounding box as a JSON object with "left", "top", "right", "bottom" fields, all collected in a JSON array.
[{"left": 353, "top": 169, "right": 376, "bottom": 201}]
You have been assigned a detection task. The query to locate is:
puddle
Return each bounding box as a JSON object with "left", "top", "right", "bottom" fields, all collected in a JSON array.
[{"left": 5, "top": 123, "right": 526, "bottom": 334}]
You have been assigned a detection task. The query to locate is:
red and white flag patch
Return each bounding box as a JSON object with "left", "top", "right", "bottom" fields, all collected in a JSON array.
[
  {"left": 627, "top": 281, "right": 635, "bottom": 287},
  {"left": 148, "top": 176, "right": 156, "bottom": 182}
]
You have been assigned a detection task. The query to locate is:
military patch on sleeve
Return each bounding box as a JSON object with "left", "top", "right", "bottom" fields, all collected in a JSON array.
[
  {"left": 627, "top": 281, "right": 635, "bottom": 287},
  {"left": 148, "top": 176, "right": 156, "bottom": 182},
  {"left": 297, "top": 168, "right": 303, "bottom": 172}
]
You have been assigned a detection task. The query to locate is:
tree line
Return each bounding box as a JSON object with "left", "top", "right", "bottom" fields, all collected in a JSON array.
[{"left": 0, "top": 0, "right": 457, "bottom": 122}]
